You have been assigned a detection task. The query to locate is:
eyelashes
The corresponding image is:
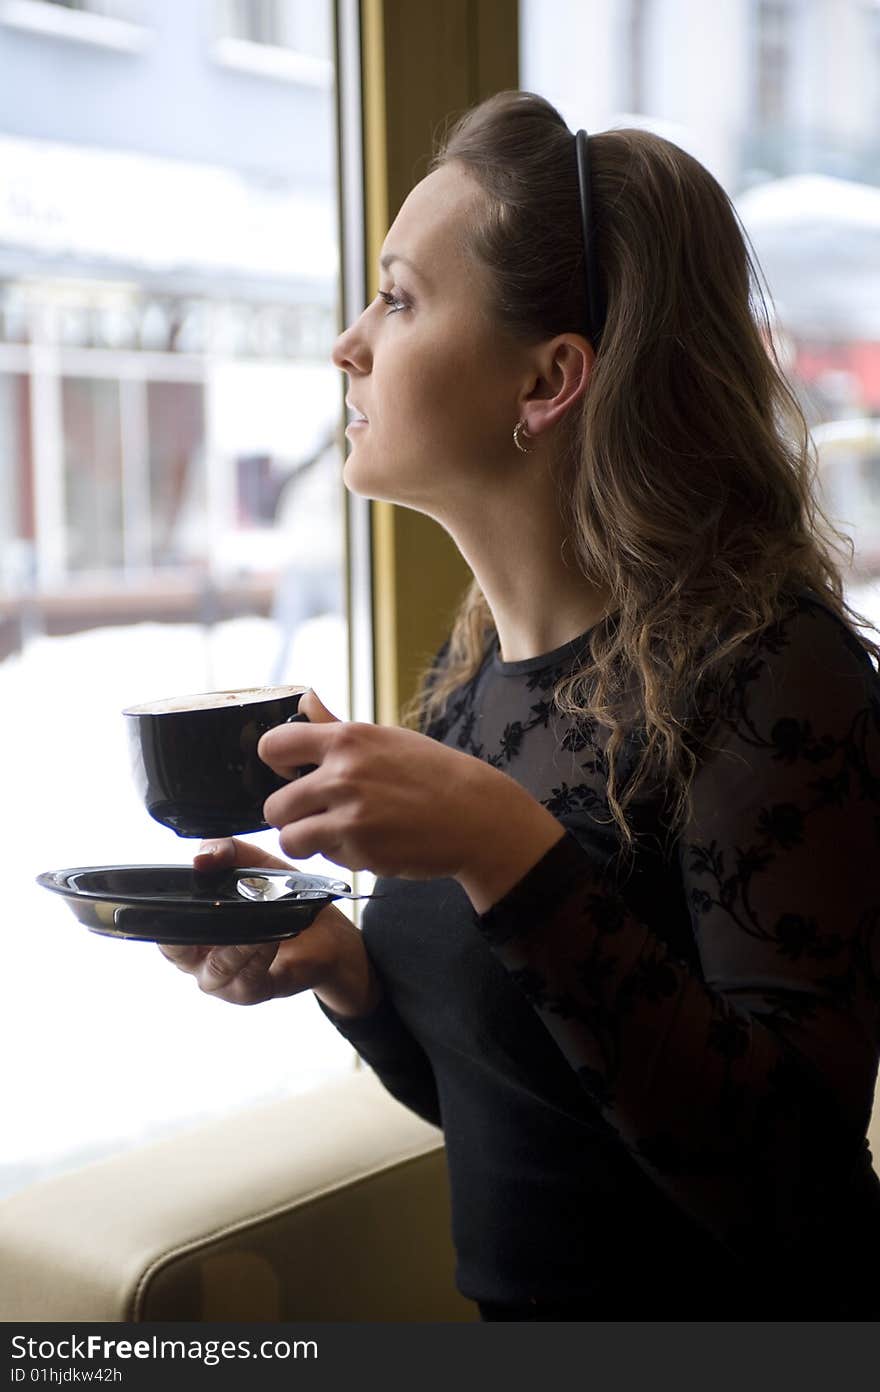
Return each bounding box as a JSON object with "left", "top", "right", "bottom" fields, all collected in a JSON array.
[{"left": 376, "top": 289, "right": 410, "bottom": 315}]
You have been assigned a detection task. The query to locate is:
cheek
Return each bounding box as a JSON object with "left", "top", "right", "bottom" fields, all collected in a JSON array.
[
  {"left": 380, "top": 347, "right": 448, "bottom": 415},
  {"left": 369, "top": 323, "right": 503, "bottom": 459}
]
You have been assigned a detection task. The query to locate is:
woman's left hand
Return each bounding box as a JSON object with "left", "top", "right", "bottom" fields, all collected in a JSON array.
[{"left": 258, "top": 690, "right": 563, "bottom": 888}]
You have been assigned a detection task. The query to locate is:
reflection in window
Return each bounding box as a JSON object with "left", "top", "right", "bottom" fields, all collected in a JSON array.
[
  {"left": 521, "top": 0, "right": 880, "bottom": 584},
  {"left": 0, "top": 0, "right": 348, "bottom": 1203},
  {"left": 236, "top": 452, "right": 279, "bottom": 527},
  {"left": 146, "top": 381, "right": 206, "bottom": 569},
  {"left": 36, "top": 1, "right": 144, "bottom": 19},
  {"left": 218, "top": 0, "right": 331, "bottom": 59},
  {"left": 864, "top": 449, "right": 880, "bottom": 508},
  {"left": 755, "top": 0, "right": 792, "bottom": 128},
  {"left": 627, "top": 0, "right": 647, "bottom": 114},
  {"left": 0, "top": 284, "right": 31, "bottom": 344},
  {"left": 61, "top": 377, "right": 123, "bottom": 572},
  {"left": 0, "top": 373, "right": 34, "bottom": 587}
]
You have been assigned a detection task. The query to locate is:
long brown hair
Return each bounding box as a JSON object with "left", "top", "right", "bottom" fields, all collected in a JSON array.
[{"left": 399, "top": 90, "right": 880, "bottom": 870}]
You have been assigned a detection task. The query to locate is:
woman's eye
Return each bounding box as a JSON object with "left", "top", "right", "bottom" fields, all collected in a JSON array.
[{"left": 377, "top": 289, "right": 409, "bottom": 315}]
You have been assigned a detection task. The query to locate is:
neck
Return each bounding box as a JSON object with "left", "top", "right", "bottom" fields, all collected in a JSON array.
[{"left": 437, "top": 482, "right": 611, "bottom": 663}]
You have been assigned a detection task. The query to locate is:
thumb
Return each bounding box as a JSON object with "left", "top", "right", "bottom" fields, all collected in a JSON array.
[
  {"left": 297, "top": 689, "right": 340, "bottom": 723},
  {"left": 194, "top": 837, "right": 296, "bottom": 873}
]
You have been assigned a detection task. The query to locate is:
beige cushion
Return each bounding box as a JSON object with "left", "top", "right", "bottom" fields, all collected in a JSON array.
[
  {"left": 869, "top": 1076, "right": 880, "bottom": 1181},
  {"left": 0, "top": 1068, "right": 477, "bottom": 1322},
  {"left": 6, "top": 1070, "right": 876, "bottom": 1322}
]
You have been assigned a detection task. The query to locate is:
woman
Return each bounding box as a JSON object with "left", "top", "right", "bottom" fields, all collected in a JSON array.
[{"left": 162, "top": 91, "right": 880, "bottom": 1319}]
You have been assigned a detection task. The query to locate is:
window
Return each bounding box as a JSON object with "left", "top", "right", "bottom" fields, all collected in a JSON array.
[
  {"left": 519, "top": 0, "right": 880, "bottom": 591},
  {"left": 868, "top": 0, "right": 880, "bottom": 136},
  {"left": 0, "top": 0, "right": 150, "bottom": 52},
  {"left": 61, "top": 377, "right": 124, "bottom": 572},
  {"left": 627, "top": 0, "right": 648, "bottom": 114},
  {"left": 39, "top": 1, "right": 138, "bottom": 16},
  {"left": 0, "top": 0, "right": 355, "bottom": 1202},
  {"left": 0, "top": 373, "right": 33, "bottom": 593},
  {"left": 755, "top": 0, "right": 793, "bottom": 128},
  {"left": 213, "top": 0, "right": 332, "bottom": 85},
  {"left": 220, "top": 0, "right": 330, "bottom": 57},
  {"left": 146, "top": 382, "right": 206, "bottom": 569}
]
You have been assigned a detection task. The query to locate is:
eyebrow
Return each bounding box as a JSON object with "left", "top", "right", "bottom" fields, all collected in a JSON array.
[{"left": 379, "top": 251, "right": 429, "bottom": 286}]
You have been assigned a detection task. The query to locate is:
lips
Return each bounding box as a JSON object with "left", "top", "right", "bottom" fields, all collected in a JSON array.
[{"left": 345, "top": 399, "right": 369, "bottom": 423}]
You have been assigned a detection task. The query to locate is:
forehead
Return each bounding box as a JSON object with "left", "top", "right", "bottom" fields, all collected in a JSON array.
[{"left": 383, "top": 164, "right": 485, "bottom": 279}]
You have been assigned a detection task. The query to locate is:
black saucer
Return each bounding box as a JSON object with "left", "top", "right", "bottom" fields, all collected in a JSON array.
[{"left": 36, "top": 864, "right": 353, "bottom": 944}]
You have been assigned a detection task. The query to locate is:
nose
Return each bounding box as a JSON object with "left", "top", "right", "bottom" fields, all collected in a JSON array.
[{"left": 331, "top": 307, "right": 371, "bottom": 376}]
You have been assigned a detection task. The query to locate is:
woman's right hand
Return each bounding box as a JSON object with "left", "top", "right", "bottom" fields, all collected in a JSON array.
[{"left": 158, "top": 837, "right": 383, "bottom": 1018}]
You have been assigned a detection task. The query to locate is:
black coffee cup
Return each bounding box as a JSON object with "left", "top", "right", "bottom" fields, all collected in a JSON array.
[{"left": 122, "top": 685, "right": 317, "bottom": 838}]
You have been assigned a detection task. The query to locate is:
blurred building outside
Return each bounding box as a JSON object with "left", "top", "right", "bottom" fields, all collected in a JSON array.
[
  {"left": 0, "top": 0, "right": 354, "bottom": 1202},
  {"left": 0, "top": 0, "right": 345, "bottom": 663},
  {"left": 269, "top": 427, "right": 345, "bottom": 683},
  {"left": 522, "top": 0, "right": 880, "bottom": 577}
]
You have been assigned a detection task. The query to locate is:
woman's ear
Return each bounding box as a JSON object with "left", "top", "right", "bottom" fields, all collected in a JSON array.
[{"left": 520, "top": 334, "right": 594, "bottom": 437}]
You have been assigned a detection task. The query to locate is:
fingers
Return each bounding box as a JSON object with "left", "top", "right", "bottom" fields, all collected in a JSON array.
[
  {"left": 158, "top": 942, "right": 210, "bottom": 970},
  {"left": 197, "top": 941, "right": 280, "bottom": 1004},
  {"left": 159, "top": 842, "right": 302, "bottom": 1002},
  {"left": 262, "top": 778, "right": 328, "bottom": 833},
  {"left": 158, "top": 917, "right": 339, "bottom": 1004},
  {"left": 157, "top": 939, "right": 280, "bottom": 1005},
  {"left": 258, "top": 718, "right": 334, "bottom": 778},
  {"left": 192, "top": 837, "right": 237, "bottom": 871},
  {"left": 193, "top": 837, "right": 297, "bottom": 873},
  {"left": 296, "top": 690, "right": 340, "bottom": 723},
  {"left": 277, "top": 814, "right": 341, "bottom": 864}
]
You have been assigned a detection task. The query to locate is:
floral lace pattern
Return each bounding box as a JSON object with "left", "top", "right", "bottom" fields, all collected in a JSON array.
[
  {"left": 320, "top": 588, "right": 880, "bottom": 1312},
  {"left": 475, "top": 591, "right": 880, "bottom": 1277}
]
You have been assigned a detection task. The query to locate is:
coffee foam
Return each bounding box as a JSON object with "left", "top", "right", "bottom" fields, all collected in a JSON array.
[{"left": 122, "top": 685, "right": 307, "bottom": 716}]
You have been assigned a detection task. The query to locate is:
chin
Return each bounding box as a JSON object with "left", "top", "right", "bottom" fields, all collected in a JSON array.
[
  {"left": 343, "top": 454, "right": 397, "bottom": 504},
  {"left": 343, "top": 448, "right": 431, "bottom": 510}
]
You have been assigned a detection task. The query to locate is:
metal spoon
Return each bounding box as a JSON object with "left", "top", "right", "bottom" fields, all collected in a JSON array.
[{"left": 235, "top": 874, "right": 386, "bottom": 904}]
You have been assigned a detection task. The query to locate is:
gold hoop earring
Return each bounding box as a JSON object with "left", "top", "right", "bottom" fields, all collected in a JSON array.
[{"left": 513, "top": 420, "right": 534, "bottom": 454}]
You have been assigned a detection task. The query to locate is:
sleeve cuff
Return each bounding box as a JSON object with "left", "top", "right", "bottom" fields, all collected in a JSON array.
[
  {"left": 475, "top": 827, "right": 604, "bottom": 947},
  {"left": 315, "top": 988, "right": 414, "bottom": 1047}
]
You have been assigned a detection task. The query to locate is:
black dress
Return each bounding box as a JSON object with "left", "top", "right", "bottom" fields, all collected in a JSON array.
[{"left": 318, "top": 587, "right": 880, "bottom": 1319}]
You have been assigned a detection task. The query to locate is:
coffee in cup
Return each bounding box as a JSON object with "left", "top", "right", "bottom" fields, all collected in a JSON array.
[{"left": 122, "top": 685, "right": 316, "bottom": 838}]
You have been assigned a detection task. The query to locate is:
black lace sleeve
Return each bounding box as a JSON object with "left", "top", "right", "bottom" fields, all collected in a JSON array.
[
  {"left": 473, "top": 601, "right": 880, "bottom": 1264},
  {"left": 316, "top": 990, "right": 443, "bottom": 1130},
  {"left": 419, "top": 634, "right": 453, "bottom": 737}
]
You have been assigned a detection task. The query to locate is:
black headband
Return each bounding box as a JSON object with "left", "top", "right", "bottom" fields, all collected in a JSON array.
[{"left": 574, "top": 129, "right": 606, "bottom": 352}]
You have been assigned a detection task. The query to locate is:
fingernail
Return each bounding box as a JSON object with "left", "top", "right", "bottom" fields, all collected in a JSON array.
[{"left": 198, "top": 843, "right": 219, "bottom": 856}]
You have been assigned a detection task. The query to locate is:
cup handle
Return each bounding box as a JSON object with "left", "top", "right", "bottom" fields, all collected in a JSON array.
[{"left": 285, "top": 710, "right": 319, "bottom": 777}]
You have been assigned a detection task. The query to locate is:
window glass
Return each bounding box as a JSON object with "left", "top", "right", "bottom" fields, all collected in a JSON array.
[
  {"left": 146, "top": 381, "right": 206, "bottom": 570},
  {"left": 219, "top": 0, "right": 332, "bottom": 57},
  {"left": 30, "top": 2, "right": 141, "bottom": 16},
  {"left": 0, "top": 373, "right": 31, "bottom": 574},
  {"left": 0, "top": 0, "right": 353, "bottom": 1201},
  {"left": 520, "top": 0, "right": 880, "bottom": 616},
  {"left": 61, "top": 377, "right": 124, "bottom": 572}
]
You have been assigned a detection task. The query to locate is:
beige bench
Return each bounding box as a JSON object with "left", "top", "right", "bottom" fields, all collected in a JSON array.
[
  {"left": 2, "top": 1068, "right": 878, "bottom": 1322},
  {"left": 0, "top": 1069, "right": 476, "bottom": 1322}
]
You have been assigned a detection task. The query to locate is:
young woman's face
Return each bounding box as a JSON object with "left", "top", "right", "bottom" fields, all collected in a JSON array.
[{"left": 331, "top": 163, "right": 525, "bottom": 512}]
